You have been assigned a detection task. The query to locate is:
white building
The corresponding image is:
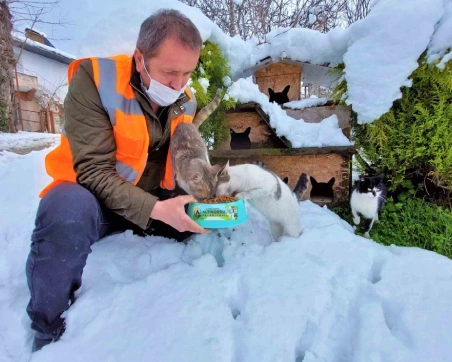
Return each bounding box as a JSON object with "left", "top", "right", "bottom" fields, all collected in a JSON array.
[{"left": 13, "top": 29, "right": 75, "bottom": 132}]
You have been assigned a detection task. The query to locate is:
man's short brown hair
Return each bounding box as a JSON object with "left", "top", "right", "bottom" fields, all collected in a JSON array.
[{"left": 136, "top": 9, "right": 203, "bottom": 60}]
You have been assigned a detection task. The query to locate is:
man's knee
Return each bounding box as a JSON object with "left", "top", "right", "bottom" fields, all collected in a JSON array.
[
  {"left": 32, "top": 182, "right": 103, "bottom": 250},
  {"left": 37, "top": 182, "right": 100, "bottom": 227}
]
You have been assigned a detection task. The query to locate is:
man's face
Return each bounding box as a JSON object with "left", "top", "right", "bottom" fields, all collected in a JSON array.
[{"left": 135, "top": 37, "right": 200, "bottom": 91}]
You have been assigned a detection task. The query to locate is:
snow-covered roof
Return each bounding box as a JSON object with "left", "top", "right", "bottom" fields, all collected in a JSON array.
[
  {"left": 227, "top": 77, "right": 352, "bottom": 148},
  {"left": 77, "top": 0, "right": 452, "bottom": 128},
  {"left": 13, "top": 33, "right": 76, "bottom": 65}
]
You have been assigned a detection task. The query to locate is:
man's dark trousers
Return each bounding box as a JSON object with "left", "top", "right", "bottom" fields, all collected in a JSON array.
[{"left": 26, "top": 182, "right": 192, "bottom": 339}]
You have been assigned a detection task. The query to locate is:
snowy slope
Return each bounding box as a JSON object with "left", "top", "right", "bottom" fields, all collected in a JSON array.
[{"left": 1, "top": 148, "right": 452, "bottom": 362}]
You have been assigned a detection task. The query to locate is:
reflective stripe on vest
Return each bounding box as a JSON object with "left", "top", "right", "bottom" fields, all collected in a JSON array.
[{"left": 94, "top": 57, "right": 148, "bottom": 182}]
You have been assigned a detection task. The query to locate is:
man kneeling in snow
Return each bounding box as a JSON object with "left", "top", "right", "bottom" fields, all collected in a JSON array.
[{"left": 25, "top": 9, "right": 209, "bottom": 352}]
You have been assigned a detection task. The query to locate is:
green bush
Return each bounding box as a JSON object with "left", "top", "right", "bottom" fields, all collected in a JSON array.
[
  {"left": 333, "top": 54, "right": 452, "bottom": 196},
  {"left": 332, "top": 197, "right": 452, "bottom": 259},
  {"left": 0, "top": 100, "right": 8, "bottom": 133},
  {"left": 190, "top": 41, "right": 236, "bottom": 148}
]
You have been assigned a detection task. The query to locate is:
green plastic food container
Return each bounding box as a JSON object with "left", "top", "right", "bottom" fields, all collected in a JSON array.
[{"left": 187, "top": 199, "right": 248, "bottom": 228}]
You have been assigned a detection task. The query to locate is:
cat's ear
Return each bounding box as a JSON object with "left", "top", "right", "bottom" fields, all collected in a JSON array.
[
  {"left": 327, "top": 177, "right": 335, "bottom": 187},
  {"left": 283, "top": 177, "right": 288, "bottom": 184},
  {"left": 283, "top": 85, "right": 290, "bottom": 94},
  {"left": 217, "top": 161, "right": 230, "bottom": 182},
  {"left": 244, "top": 127, "right": 251, "bottom": 135},
  {"left": 219, "top": 160, "right": 230, "bottom": 174},
  {"left": 230, "top": 128, "right": 235, "bottom": 134},
  {"left": 310, "top": 176, "right": 317, "bottom": 186},
  {"left": 211, "top": 164, "right": 222, "bottom": 175},
  {"left": 268, "top": 88, "right": 275, "bottom": 96},
  {"left": 375, "top": 173, "right": 385, "bottom": 181}
]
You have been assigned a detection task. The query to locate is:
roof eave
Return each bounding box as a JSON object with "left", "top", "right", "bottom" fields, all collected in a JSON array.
[{"left": 13, "top": 38, "right": 75, "bottom": 65}]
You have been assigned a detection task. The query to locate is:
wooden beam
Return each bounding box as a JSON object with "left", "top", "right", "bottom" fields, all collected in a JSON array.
[
  {"left": 45, "top": 109, "right": 51, "bottom": 133},
  {"left": 210, "top": 146, "right": 356, "bottom": 159},
  {"left": 50, "top": 110, "right": 55, "bottom": 133}
]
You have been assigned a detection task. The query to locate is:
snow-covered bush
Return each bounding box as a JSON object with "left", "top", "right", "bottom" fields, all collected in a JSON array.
[{"left": 334, "top": 55, "right": 452, "bottom": 199}]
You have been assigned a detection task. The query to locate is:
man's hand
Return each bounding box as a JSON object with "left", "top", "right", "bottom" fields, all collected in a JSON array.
[{"left": 150, "top": 195, "right": 209, "bottom": 234}]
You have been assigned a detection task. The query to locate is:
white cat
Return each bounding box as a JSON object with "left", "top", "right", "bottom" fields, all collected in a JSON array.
[{"left": 216, "top": 163, "right": 308, "bottom": 241}]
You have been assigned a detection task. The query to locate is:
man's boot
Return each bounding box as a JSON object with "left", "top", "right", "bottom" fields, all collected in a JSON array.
[{"left": 32, "top": 323, "right": 65, "bottom": 352}]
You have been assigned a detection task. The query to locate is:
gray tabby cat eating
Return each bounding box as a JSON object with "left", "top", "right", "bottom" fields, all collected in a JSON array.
[{"left": 170, "top": 89, "right": 228, "bottom": 200}]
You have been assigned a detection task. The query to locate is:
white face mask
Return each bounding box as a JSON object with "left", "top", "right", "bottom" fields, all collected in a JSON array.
[{"left": 141, "top": 58, "right": 188, "bottom": 107}]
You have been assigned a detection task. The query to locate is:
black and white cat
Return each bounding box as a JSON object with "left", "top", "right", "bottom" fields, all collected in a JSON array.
[
  {"left": 350, "top": 175, "right": 387, "bottom": 238},
  {"left": 216, "top": 162, "right": 308, "bottom": 240},
  {"left": 268, "top": 85, "right": 290, "bottom": 105}
]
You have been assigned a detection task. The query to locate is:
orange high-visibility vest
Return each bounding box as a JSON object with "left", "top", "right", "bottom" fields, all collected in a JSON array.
[{"left": 39, "top": 54, "right": 196, "bottom": 198}]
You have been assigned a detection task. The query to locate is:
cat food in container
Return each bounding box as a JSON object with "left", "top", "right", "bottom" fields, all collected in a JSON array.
[{"left": 187, "top": 196, "right": 247, "bottom": 228}]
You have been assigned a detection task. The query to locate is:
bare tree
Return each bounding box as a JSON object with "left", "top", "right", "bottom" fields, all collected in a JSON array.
[
  {"left": 0, "top": 0, "right": 69, "bottom": 133},
  {"left": 182, "top": 0, "right": 348, "bottom": 42},
  {"left": 342, "top": 0, "right": 372, "bottom": 26},
  {"left": 1, "top": 0, "right": 17, "bottom": 132},
  {"left": 182, "top": 0, "right": 373, "bottom": 44}
]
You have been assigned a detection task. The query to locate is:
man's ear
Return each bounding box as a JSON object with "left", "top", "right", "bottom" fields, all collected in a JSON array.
[{"left": 133, "top": 49, "right": 144, "bottom": 72}]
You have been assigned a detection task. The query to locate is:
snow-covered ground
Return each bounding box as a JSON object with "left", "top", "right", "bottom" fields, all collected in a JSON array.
[
  {"left": 1, "top": 141, "right": 452, "bottom": 362},
  {"left": 0, "top": 132, "right": 59, "bottom": 154}
]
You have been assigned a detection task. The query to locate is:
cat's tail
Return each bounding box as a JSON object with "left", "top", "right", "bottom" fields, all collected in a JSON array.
[
  {"left": 193, "top": 88, "right": 222, "bottom": 128},
  {"left": 293, "top": 172, "right": 309, "bottom": 201}
]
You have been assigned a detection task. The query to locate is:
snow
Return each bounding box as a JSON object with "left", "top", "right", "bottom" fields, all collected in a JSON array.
[
  {"left": 343, "top": 0, "right": 445, "bottom": 124},
  {"left": 3, "top": 1, "right": 452, "bottom": 360},
  {"left": 427, "top": 1, "right": 452, "bottom": 69},
  {"left": 284, "top": 98, "right": 329, "bottom": 109},
  {"left": 0, "top": 131, "right": 59, "bottom": 152},
  {"left": 74, "top": 0, "right": 452, "bottom": 126},
  {"left": 198, "top": 77, "right": 210, "bottom": 93},
  {"left": 1, "top": 146, "right": 452, "bottom": 361},
  {"left": 308, "top": 14, "right": 317, "bottom": 25},
  {"left": 227, "top": 78, "right": 351, "bottom": 148},
  {"left": 222, "top": 76, "right": 232, "bottom": 87},
  {"left": 13, "top": 33, "right": 76, "bottom": 62}
]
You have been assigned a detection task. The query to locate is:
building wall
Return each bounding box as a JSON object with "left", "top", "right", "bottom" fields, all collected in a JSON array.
[{"left": 13, "top": 47, "right": 69, "bottom": 102}]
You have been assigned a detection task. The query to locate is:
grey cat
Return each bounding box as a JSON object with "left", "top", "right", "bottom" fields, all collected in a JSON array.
[{"left": 170, "top": 89, "right": 228, "bottom": 200}]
